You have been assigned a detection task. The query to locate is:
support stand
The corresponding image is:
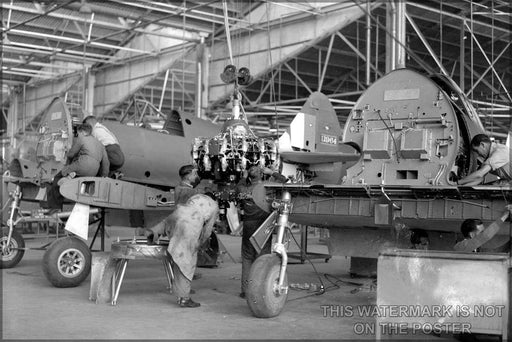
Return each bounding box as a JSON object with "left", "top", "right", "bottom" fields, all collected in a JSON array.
[
  {"left": 89, "top": 208, "right": 106, "bottom": 251},
  {"left": 288, "top": 225, "right": 331, "bottom": 264}
]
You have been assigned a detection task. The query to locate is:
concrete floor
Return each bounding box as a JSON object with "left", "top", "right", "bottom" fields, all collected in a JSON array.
[{"left": 2, "top": 226, "right": 458, "bottom": 340}]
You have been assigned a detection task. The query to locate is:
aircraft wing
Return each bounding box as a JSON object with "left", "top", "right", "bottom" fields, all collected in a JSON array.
[
  {"left": 280, "top": 151, "right": 360, "bottom": 165},
  {"left": 59, "top": 177, "right": 175, "bottom": 210}
]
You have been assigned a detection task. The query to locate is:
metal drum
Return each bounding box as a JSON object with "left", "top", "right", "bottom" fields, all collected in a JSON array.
[{"left": 110, "top": 238, "right": 170, "bottom": 260}]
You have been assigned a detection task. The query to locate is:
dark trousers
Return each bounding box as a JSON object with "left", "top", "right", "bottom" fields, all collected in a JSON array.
[
  {"left": 241, "top": 219, "right": 272, "bottom": 293},
  {"left": 46, "top": 172, "right": 64, "bottom": 210},
  {"left": 105, "top": 144, "right": 124, "bottom": 171}
]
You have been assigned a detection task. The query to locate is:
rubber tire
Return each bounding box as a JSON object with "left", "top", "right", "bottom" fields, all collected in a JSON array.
[
  {"left": 42, "top": 237, "right": 91, "bottom": 288},
  {"left": 1, "top": 227, "right": 25, "bottom": 268},
  {"left": 246, "top": 254, "right": 288, "bottom": 318}
]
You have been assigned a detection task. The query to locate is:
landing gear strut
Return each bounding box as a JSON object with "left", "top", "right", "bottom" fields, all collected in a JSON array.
[
  {"left": 1, "top": 183, "right": 101, "bottom": 287},
  {"left": 1, "top": 185, "right": 25, "bottom": 269},
  {"left": 246, "top": 191, "right": 291, "bottom": 318}
]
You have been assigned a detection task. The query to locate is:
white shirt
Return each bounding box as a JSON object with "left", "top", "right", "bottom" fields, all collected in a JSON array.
[
  {"left": 92, "top": 122, "right": 119, "bottom": 146},
  {"left": 485, "top": 142, "right": 511, "bottom": 181}
]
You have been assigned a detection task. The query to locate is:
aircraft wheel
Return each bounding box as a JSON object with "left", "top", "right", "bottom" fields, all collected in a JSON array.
[
  {"left": 42, "top": 237, "right": 91, "bottom": 288},
  {"left": 246, "top": 254, "right": 288, "bottom": 318},
  {"left": 0, "top": 227, "right": 25, "bottom": 268}
]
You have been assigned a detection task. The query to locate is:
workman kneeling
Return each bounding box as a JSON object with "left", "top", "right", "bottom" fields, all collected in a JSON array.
[{"left": 144, "top": 194, "right": 219, "bottom": 308}]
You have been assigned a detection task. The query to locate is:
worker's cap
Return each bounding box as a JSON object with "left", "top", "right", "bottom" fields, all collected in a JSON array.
[{"left": 179, "top": 164, "right": 196, "bottom": 177}]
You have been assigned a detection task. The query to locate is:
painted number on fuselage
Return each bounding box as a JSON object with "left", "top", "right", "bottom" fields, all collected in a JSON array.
[{"left": 320, "top": 134, "right": 337, "bottom": 145}]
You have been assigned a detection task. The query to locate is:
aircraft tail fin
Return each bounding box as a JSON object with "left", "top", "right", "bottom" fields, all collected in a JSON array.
[{"left": 279, "top": 92, "right": 360, "bottom": 183}]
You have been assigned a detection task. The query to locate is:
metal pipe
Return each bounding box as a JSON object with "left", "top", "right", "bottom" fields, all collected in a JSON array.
[
  {"left": 87, "top": 13, "right": 95, "bottom": 42},
  {"left": 395, "top": 1, "right": 406, "bottom": 68},
  {"left": 318, "top": 46, "right": 322, "bottom": 90},
  {"left": 450, "top": 60, "right": 457, "bottom": 78},
  {"left": 405, "top": 12, "right": 449, "bottom": 76},
  {"left": 353, "top": 1, "right": 442, "bottom": 76},
  {"left": 86, "top": 72, "right": 95, "bottom": 116},
  {"left": 22, "top": 84, "right": 26, "bottom": 132},
  {"left": 2, "top": 3, "right": 202, "bottom": 41},
  {"left": 159, "top": 69, "right": 170, "bottom": 112},
  {"left": 19, "top": 208, "right": 101, "bottom": 219},
  {"left": 3, "top": 1, "right": 73, "bottom": 32},
  {"left": 196, "top": 61, "right": 202, "bottom": 118},
  {"left": 195, "top": 40, "right": 204, "bottom": 118},
  {"left": 8, "top": 95, "right": 18, "bottom": 148},
  {"left": 365, "top": 0, "right": 371, "bottom": 85},
  {"left": 9, "top": 29, "right": 154, "bottom": 55},
  {"left": 470, "top": 99, "right": 512, "bottom": 109},
  {"left": 112, "top": 259, "right": 128, "bottom": 305},
  {"left": 407, "top": 2, "right": 510, "bottom": 37},
  {"left": 459, "top": 18, "right": 465, "bottom": 91},
  {"left": 466, "top": 40, "right": 511, "bottom": 98},
  {"left": 385, "top": 1, "right": 397, "bottom": 72},
  {"left": 284, "top": 62, "right": 313, "bottom": 94},
  {"left": 6, "top": 0, "right": 12, "bottom": 28},
  {"left": 171, "top": 73, "right": 175, "bottom": 110},
  {"left": 470, "top": 2, "right": 474, "bottom": 102},
  {"left": 2, "top": 58, "right": 84, "bottom": 70},
  {"left": 464, "top": 64, "right": 508, "bottom": 102},
  {"left": 4, "top": 41, "right": 120, "bottom": 60},
  {"left": 319, "top": 35, "right": 335, "bottom": 92},
  {"left": 201, "top": 45, "right": 209, "bottom": 119},
  {"left": 464, "top": 21, "right": 512, "bottom": 102},
  {"left": 336, "top": 32, "right": 381, "bottom": 75},
  {"left": 1, "top": 67, "right": 60, "bottom": 77}
]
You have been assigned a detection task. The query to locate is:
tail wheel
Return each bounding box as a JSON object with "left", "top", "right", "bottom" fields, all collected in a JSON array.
[
  {"left": 42, "top": 237, "right": 91, "bottom": 288},
  {"left": 246, "top": 254, "right": 288, "bottom": 318},
  {"left": 0, "top": 227, "right": 25, "bottom": 268}
]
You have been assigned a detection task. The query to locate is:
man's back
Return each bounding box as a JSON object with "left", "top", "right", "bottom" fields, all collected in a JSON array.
[
  {"left": 486, "top": 142, "right": 511, "bottom": 181},
  {"left": 69, "top": 135, "right": 104, "bottom": 163},
  {"left": 91, "top": 122, "right": 119, "bottom": 146},
  {"left": 236, "top": 180, "right": 269, "bottom": 222},
  {"left": 175, "top": 181, "right": 199, "bottom": 205}
]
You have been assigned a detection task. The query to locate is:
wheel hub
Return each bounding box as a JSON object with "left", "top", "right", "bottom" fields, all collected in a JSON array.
[
  {"left": 1, "top": 238, "right": 15, "bottom": 257},
  {"left": 57, "top": 249, "right": 84, "bottom": 277},
  {"left": 272, "top": 279, "right": 288, "bottom": 296}
]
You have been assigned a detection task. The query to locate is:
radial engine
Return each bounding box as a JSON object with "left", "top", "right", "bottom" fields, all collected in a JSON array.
[{"left": 192, "top": 66, "right": 278, "bottom": 183}]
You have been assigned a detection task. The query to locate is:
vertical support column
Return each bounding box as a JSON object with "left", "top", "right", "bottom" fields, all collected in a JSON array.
[
  {"left": 459, "top": 17, "right": 465, "bottom": 92},
  {"left": 171, "top": 73, "right": 175, "bottom": 111},
  {"left": 201, "top": 43, "right": 210, "bottom": 120},
  {"left": 395, "top": 1, "right": 406, "bottom": 69},
  {"left": 375, "top": 16, "right": 379, "bottom": 81},
  {"left": 85, "top": 71, "right": 95, "bottom": 117},
  {"left": 195, "top": 38, "right": 205, "bottom": 118},
  {"left": 8, "top": 91, "right": 19, "bottom": 148},
  {"left": 385, "top": 2, "right": 396, "bottom": 73},
  {"left": 365, "top": 0, "right": 371, "bottom": 85},
  {"left": 386, "top": 1, "right": 406, "bottom": 73},
  {"left": 22, "top": 84, "right": 26, "bottom": 132}
]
